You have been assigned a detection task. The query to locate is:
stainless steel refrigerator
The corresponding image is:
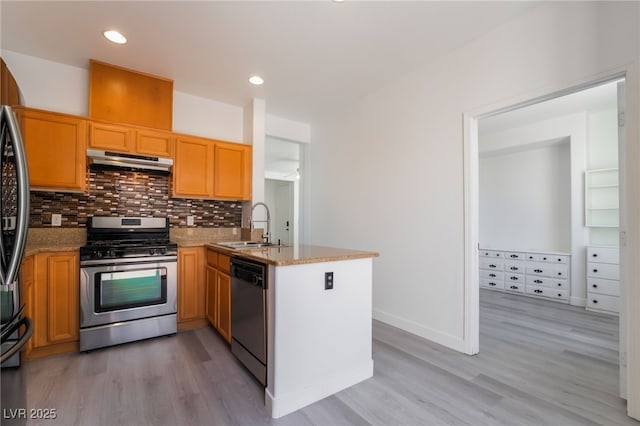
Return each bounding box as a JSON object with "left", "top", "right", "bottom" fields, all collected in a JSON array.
[{"left": 1, "top": 105, "right": 32, "bottom": 367}]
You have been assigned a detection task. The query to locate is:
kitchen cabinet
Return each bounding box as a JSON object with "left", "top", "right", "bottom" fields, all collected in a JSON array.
[
  {"left": 214, "top": 141, "right": 252, "bottom": 200},
  {"left": 16, "top": 108, "right": 87, "bottom": 192},
  {"left": 173, "top": 134, "right": 252, "bottom": 201},
  {"left": 173, "top": 134, "right": 214, "bottom": 198},
  {"left": 22, "top": 251, "right": 79, "bottom": 360},
  {"left": 177, "top": 247, "right": 207, "bottom": 330},
  {"left": 1, "top": 58, "right": 21, "bottom": 106},
  {"left": 205, "top": 247, "right": 232, "bottom": 343},
  {"left": 88, "top": 120, "right": 173, "bottom": 157}
]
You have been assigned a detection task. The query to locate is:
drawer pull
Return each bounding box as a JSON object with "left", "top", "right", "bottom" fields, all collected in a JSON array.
[
  {"left": 489, "top": 264, "right": 497, "bottom": 268},
  {"left": 592, "top": 284, "right": 598, "bottom": 288},
  {"left": 510, "top": 254, "right": 518, "bottom": 258},
  {"left": 510, "top": 267, "right": 518, "bottom": 271},
  {"left": 593, "top": 299, "right": 598, "bottom": 304},
  {"left": 557, "top": 258, "right": 562, "bottom": 262},
  {"left": 557, "top": 283, "right": 562, "bottom": 287},
  {"left": 484, "top": 252, "right": 489, "bottom": 256},
  {"left": 592, "top": 253, "right": 598, "bottom": 257},
  {"left": 543, "top": 257, "right": 547, "bottom": 260},
  {"left": 489, "top": 273, "right": 496, "bottom": 278},
  {"left": 557, "top": 272, "right": 562, "bottom": 276},
  {"left": 593, "top": 269, "right": 598, "bottom": 273},
  {"left": 510, "top": 276, "right": 519, "bottom": 281},
  {"left": 534, "top": 269, "right": 543, "bottom": 273},
  {"left": 534, "top": 289, "right": 543, "bottom": 294},
  {"left": 557, "top": 293, "right": 562, "bottom": 297},
  {"left": 534, "top": 279, "right": 542, "bottom": 284},
  {"left": 529, "top": 256, "right": 533, "bottom": 259},
  {"left": 510, "top": 285, "right": 518, "bottom": 290},
  {"left": 489, "top": 282, "right": 496, "bottom": 286},
  {"left": 496, "top": 253, "right": 500, "bottom": 257}
]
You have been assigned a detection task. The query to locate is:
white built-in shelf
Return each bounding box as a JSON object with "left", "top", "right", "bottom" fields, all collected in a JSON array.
[{"left": 585, "top": 168, "right": 619, "bottom": 228}]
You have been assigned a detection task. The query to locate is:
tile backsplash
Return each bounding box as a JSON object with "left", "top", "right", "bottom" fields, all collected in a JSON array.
[{"left": 30, "top": 168, "right": 242, "bottom": 228}]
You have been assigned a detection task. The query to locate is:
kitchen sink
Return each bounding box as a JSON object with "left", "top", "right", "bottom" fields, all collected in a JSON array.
[{"left": 216, "top": 241, "right": 278, "bottom": 249}]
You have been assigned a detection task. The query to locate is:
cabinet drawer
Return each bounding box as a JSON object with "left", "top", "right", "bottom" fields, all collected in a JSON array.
[
  {"left": 480, "top": 278, "right": 504, "bottom": 290},
  {"left": 526, "top": 285, "right": 568, "bottom": 300},
  {"left": 587, "top": 263, "right": 619, "bottom": 280},
  {"left": 526, "top": 263, "right": 568, "bottom": 278},
  {"left": 480, "top": 258, "right": 503, "bottom": 271},
  {"left": 526, "top": 276, "right": 568, "bottom": 290},
  {"left": 505, "top": 252, "right": 524, "bottom": 260},
  {"left": 217, "top": 254, "right": 231, "bottom": 274},
  {"left": 587, "top": 247, "right": 619, "bottom": 265},
  {"left": 504, "top": 282, "right": 524, "bottom": 293},
  {"left": 549, "top": 255, "right": 569, "bottom": 264},
  {"left": 206, "top": 250, "right": 218, "bottom": 267},
  {"left": 586, "top": 293, "right": 619, "bottom": 313},
  {"left": 504, "top": 261, "right": 525, "bottom": 273},
  {"left": 587, "top": 278, "right": 620, "bottom": 296},
  {"left": 526, "top": 253, "right": 553, "bottom": 262},
  {"left": 480, "top": 250, "right": 503, "bottom": 259},
  {"left": 480, "top": 270, "right": 504, "bottom": 281},
  {"left": 504, "top": 273, "right": 524, "bottom": 285}
]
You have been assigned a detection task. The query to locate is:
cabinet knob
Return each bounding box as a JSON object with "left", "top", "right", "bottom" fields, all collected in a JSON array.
[
  {"left": 557, "top": 293, "right": 562, "bottom": 297},
  {"left": 489, "top": 273, "right": 496, "bottom": 277},
  {"left": 510, "top": 285, "right": 518, "bottom": 289},
  {"left": 592, "top": 284, "right": 598, "bottom": 288},
  {"left": 510, "top": 276, "right": 518, "bottom": 281},
  {"left": 489, "top": 264, "right": 496, "bottom": 268},
  {"left": 557, "top": 272, "right": 562, "bottom": 276},
  {"left": 510, "top": 267, "right": 518, "bottom": 271},
  {"left": 511, "top": 254, "right": 517, "bottom": 258},
  {"left": 592, "top": 253, "right": 598, "bottom": 257},
  {"left": 557, "top": 258, "right": 562, "bottom": 262},
  {"left": 534, "top": 269, "right": 543, "bottom": 273},
  {"left": 529, "top": 256, "right": 533, "bottom": 259},
  {"left": 593, "top": 300, "right": 598, "bottom": 304},
  {"left": 534, "top": 279, "right": 542, "bottom": 283},
  {"left": 489, "top": 282, "right": 496, "bottom": 286},
  {"left": 534, "top": 289, "right": 543, "bottom": 294},
  {"left": 543, "top": 257, "right": 547, "bottom": 260},
  {"left": 557, "top": 283, "right": 562, "bottom": 287},
  {"left": 593, "top": 269, "right": 598, "bottom": 273}
]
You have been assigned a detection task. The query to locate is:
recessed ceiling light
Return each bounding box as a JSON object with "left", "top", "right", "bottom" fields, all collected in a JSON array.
[
  {"left": 249, "top": 75, "right": 264, "bottom": 86},
  {"left": 103, "top": 30, "right": 127, "bottom": 44}
]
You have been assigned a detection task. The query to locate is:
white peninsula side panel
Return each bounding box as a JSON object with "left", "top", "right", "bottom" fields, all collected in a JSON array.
[{"left": 266, "top": 257, "right": 374, "bottom": 419}]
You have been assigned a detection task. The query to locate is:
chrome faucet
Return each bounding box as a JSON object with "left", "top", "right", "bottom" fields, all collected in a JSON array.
[{"left": 250, "top": 202, "right": 271, "bottom": 244}]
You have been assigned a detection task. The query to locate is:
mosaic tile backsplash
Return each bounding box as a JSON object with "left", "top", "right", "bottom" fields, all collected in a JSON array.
[{"left": 30, "top": 168, "right": 242, "bottom": 228}]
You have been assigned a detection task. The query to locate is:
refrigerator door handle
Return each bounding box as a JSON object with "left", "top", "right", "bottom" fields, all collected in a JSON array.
[{"left": 1, "top": 106, "right": 30, "bottom": 290}]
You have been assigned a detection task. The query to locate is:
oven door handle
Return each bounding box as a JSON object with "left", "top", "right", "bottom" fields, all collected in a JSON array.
[{"left": 80, "top": 255, "right": 177, "bottom": 266}]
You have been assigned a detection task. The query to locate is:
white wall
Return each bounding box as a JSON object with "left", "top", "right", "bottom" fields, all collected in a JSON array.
[
  {"left": 308, "top": 1, "right": 639, "bottom": 358},
  {"left": 479, "top": 142, "right": 571, "bottom": 253},
  {"left": 1, "top": 49, "right": 244, "bottom": 141},
  {"left": 588, "top": 108, "right": 619, "bottom": 169}
]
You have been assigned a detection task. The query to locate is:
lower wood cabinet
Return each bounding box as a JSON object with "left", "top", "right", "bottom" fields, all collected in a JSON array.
[
  {"left": 177, "top": 247, "right": 207, "bottom": 330},
  {"left": 205, "top": 248, "right": 232, "bottom": 343},
  {"left": 21, "top": 251, "right": 80, "bottom": 360}
]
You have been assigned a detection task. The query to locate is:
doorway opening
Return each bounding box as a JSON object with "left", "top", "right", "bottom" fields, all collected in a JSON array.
[
  {"left": 465, "top": 75, "right": 628, "bottom": 400},
  {"left": 265, "top": 136, "right": 302, "bottom": 246}
]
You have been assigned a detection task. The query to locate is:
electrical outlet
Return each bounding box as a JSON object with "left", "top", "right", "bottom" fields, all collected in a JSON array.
[
  {"left": 51, "top": 214, "right": 62, "bottom": 227},
  {"left": 325, "top": 272, "right": 334, "bottom": 290},
  {"left": 187, "top": 215, "right": 195, "bottom": 226}
]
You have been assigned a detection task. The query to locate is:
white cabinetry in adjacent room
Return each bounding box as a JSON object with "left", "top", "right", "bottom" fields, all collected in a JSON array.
[
  {"left": 479, "top": 248, "right": 570, "bottom": 303},
  {"left": 586, "top": 246, "right": 620, "bottom": 314}
]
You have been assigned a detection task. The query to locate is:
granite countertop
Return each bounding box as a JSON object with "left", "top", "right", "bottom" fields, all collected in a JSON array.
[
  {"left": 207, "top": 243, "right": 379, "bottom": 266},
  {"left": 24, "top": 228, "right": 86, "bottom": 257}
]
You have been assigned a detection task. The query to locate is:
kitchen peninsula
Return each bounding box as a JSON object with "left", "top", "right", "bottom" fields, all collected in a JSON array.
[{"left": 209, "top": 243, "right": 379, "bottom": 419}]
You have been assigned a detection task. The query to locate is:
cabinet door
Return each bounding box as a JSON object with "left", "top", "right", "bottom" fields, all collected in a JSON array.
[
  {"left": 217, "top": 272, "right": 231, "bottom": 343},
  {"left": 46, "top": 253, "right": 79, "bottom": 344},
  {"left": 135, "top": 129, "right": 173, "bottom": 157},
  {"left": 205, "top": 266, "right": 218, "bottom": 327},
  {"left": 18, "top": 109, "right": 87, "bottom": 192},
  {"left": 178, "top": 248, "right": 205, "bottom": 322},
  {"left": 214, "top": 142, "right": 252, "bottom": 200},
  {"left": 89, "top": 121, "right": 133, "bottom": 152},
  {"left": 173, "top": 135, "right": 214, "bottom": 198}
]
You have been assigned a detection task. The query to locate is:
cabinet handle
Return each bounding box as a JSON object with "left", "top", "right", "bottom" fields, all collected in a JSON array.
[
  {"left": 534, "top": 279, "right": 542, "bottom": 283},
  {"left": 593, "top": 269, "right": 598, "bottom": 273},
  {"left": 593, "top": 299, "right": 598, "bottom": 304},
  {"left": 489, "top": 273, "right": 496, "bottom": 277},
  {"left": 489, "top": 264, "right": 496, "bottom": 268},
  {"left": 489, "top": 282, "right": 496, "bottom": 286},
  {"left": 557, "top": 258, "right": 562, "bottom": 262},
  {"left": 592, "top": 253, "right": 598, "bottom": 257},
  {"left": 543, "top": 257, "right": 547, "bottom": 260},
  {"left": 496, "top": 254, "right": 500, "bottom": 257},
  {"left": 557, "top": 283, "right": 562, "bottom": 287},
  {"left": 510, "top": 276, "right": 518, "bottom": 281},
  {"left": 510, "top": 285, "right": 518, "bottom": 290},
  {"left": 529, "top": 256, "right": 533, "bottom": 259},
  {"left": 557, "top": 272, "right": 562, "bottom": 276},
  {"left": 592, "top": 284, "right": 598, "bottom": 288},
  {"left": 510, "top": 254, "right": 518, "bottom": 258},
  {"left": 484, "top": 252, "right": 489, "bottom": 256},
  {"left": 557, "top": 293, "right": 562, "bottom": 297},
  {"left": 534, "top": 289, "right": 543, "bottom": 294},
  {"left": 510, "top": 267, "right": 518, "bottom": 271},
  {"left": 534, "top": 269, "right": 543, "bottom": 273}
]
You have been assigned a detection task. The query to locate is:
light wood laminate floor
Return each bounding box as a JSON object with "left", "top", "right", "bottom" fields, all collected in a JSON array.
[{"left": 1, "top": 289, "right": 636, "bottom": 425}]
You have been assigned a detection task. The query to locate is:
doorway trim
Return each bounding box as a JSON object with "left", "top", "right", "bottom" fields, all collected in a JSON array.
[{"left": 462, "top": 69, "right": 639, "bottom": 418}]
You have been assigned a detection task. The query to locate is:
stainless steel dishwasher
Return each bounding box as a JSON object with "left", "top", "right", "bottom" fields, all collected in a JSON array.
[{"left": 230, "top": 257, "right": 267, "bottom": 385}]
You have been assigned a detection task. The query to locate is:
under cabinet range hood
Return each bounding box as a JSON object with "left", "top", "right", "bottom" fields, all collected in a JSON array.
[{"left": 87, "top": 149, "right": 173, "bottom": 173}]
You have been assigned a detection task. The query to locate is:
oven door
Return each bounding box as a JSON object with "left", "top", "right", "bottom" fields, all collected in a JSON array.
[{"left": 80, "top": 258, "right": 177, "bottom": 329}]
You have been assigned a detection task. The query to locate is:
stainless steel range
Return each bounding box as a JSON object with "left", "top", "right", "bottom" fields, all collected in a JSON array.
[{"left": 79, "top": 217, "right": 177, "bottom": 351}]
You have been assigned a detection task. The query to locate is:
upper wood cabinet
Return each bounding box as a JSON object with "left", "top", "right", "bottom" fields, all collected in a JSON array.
[
  {"left": 16, "top": 108, "right": 87, "bottom": 192},
  {"left": 214, "top": 141, "right": 252, "bottom": 200},
  {"left": 173, "top": 134, "right": 215, "bottom": 198},
  {"left": 88, "top": 121, "right": 173, "bottom": 157},
  {"left": 173, "top": 135, "right": 252, "bottom": 201}
]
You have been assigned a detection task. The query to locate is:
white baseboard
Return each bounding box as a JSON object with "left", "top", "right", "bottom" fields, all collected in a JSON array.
[
  {"left": 266, "top": 360, "right": 373, "bottom": 419},
  {"left": 569, "top": 296, "right": 586, "bottom": 307},
  {"left": 373, "top": 308, "right": 466, "bottom": 353}
]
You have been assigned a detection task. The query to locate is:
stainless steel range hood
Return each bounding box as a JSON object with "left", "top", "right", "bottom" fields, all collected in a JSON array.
[{"left": 87, "top": 149, "right": 173, "bottom": 172}]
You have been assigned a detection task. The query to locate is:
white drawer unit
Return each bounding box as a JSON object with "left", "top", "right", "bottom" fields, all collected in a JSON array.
[
  {"left": 480, "top": 278, "right": 504, "bottom": 290},
  {"left": 586, "top": 293, "right": 619, "bottom": 313},
  {"left": 526, "top": 285, "right": 568, "bottom": 301},
  {"left": 586, "top": 246, "right": 619, "bottom": 314},
  {"left": 479, "top": 248, "right": 571, "bottom": 304},
  {"left": 479, "top": 258, "right": 504, "bottom": 271},
  {"left": 526, "top": 275, "right": 569, "bottom": 290}
]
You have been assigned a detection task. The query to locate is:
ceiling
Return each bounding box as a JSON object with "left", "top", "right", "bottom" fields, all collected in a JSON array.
[
  {"left": 1, "top": 1, "right": 537, "bottom": 125},
  {"left": 479, "top": 80, "right": 619, "bottom": 135}
]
